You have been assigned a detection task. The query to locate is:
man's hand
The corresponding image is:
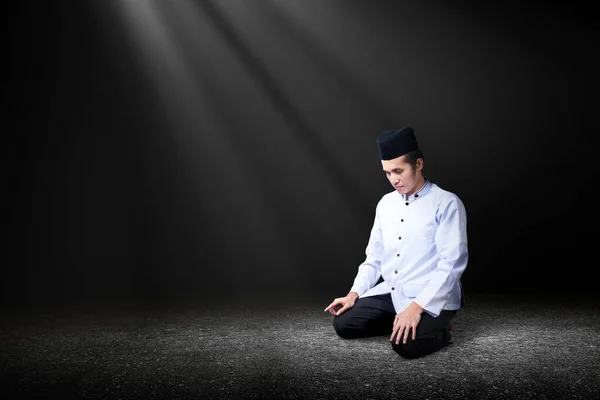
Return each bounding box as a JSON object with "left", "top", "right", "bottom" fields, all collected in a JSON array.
[
  {"left": 390, "top": 301, "right": 424, "bottom": 345},
  {"left": 324, "top": 292, "right": 359, "bottom": 316}
]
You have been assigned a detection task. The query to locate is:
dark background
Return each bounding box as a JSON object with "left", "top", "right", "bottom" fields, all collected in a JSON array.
[{"left": 3, "top": 0, "right": 599, "bottom": 311}]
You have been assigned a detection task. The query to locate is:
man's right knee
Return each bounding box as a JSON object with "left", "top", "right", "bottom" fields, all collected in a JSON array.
[{"left": 332, "top": 315, "right": 356, "bottom": 339}]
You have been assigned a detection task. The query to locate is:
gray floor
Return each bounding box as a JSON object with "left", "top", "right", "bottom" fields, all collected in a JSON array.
[{"left": 1, "top": 294, "right": 599, "bottom": 399}]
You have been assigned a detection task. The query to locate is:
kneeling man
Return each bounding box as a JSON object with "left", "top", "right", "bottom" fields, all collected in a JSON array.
[{"left": 325, "top": 127, "right": 468, "bottom": 359}]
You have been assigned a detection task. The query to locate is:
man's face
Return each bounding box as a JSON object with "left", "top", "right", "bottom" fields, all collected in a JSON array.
[{"left": 381, "top": 155, "right": 423, "bottom": 195}]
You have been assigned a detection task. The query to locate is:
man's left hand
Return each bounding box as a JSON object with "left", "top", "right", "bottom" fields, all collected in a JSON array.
[{"left": 390, "top": 302, "right": 424, "bottom": 345}]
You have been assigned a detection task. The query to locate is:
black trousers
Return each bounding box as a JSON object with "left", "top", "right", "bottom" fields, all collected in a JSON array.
[{"left": 332, "top": 294, "right": 457, "bottom": 359}]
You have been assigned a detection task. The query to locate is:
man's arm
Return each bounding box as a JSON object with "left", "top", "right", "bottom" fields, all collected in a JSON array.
[
  {"left": 414, "top": 196, "right": 468, "bottom": 316},
  {"left": 325, "top": 204, "right": 384, "bottom": 315},
  {"left": 348, "top": 205, "right": 384, "bottom": 296}
]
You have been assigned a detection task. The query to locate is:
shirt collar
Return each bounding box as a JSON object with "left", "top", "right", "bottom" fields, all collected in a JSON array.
[{"left": 401, "top": 179, "right": 431, "bottom": 202}]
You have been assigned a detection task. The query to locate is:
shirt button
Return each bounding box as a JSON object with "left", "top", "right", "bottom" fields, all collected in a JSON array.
[
  {"left": 394, "top": 270, "right": 398, "bottom": 274},
  {"left": 391, "top": 287, "right": 395, "bottom": 290},
  {"left": 398, "top": 236, "right": 402, "bottom": 240},
  {"left": 415, "top": 194, "right": 419, "bottom": 198},
  {"left": 405, "top": 202, "right": 409, "bottom": 206},
  {"left": 401, "top": 219, "right": 404, "bottom": 222},
  {"left": 396, "top": 253, "right": 400, "bottom": 257}
]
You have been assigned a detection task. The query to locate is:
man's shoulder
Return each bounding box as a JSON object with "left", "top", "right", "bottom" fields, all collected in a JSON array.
[
  {"left": 378, "top": 190, "right": 399, "bottom": 203},
  {"left": 430, "top": 183, "right": 457, "bottom": 197},
  {"left": 430, "top": 183, "right": 466, "bottom": 208},
  {"left": 372, "top": 191, "right": 399, "bottom": 212}
]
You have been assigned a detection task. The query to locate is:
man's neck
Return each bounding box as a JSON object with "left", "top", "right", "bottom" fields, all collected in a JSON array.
[{"left": 405, "top": 177, "right": 427, "bottom": 197}]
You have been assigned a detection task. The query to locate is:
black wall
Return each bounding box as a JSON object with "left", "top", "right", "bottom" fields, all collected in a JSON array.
[{"left": 4, "top": 0, "right": 599, "bottom": 309}]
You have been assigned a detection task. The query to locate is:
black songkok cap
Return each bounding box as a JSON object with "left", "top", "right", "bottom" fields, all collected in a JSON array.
[{"left": 377, "top": 127, "right": 418, "bottom": 160}]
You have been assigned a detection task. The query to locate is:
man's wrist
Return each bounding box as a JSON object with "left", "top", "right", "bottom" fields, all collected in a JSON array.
[
  {"left": 347, "top": 291, "right": 359, "bottom": 301},
  {"left": 410, "top": 301, "right": 425, "bottom": 314}
]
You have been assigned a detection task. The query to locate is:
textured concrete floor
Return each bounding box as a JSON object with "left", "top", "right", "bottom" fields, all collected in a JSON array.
[{"left": 1, "top": 294, "right": 599, "bottom": 399}]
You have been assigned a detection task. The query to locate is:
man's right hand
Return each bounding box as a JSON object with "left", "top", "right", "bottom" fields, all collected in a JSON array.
[{"left": 324, "top": 292, "right": 359, "bottom": 316}]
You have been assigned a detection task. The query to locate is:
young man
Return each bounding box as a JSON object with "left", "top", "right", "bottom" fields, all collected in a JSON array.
[{"left": 324, "top": 127, "right": 468, "bottom": 359}]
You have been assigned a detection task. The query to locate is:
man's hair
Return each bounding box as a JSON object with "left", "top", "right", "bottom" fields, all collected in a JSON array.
[{"left": 403, "top": 148, "right": 424, "bottom": 171}]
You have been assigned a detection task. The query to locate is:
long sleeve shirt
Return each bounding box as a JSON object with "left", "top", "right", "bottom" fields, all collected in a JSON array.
[{"left": 349, "top": 180, "right": 468, "bottom": 317}]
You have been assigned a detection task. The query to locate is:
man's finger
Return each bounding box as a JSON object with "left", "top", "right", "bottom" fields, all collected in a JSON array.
[
  {"left": 325, "top": 304, "right": 339, "bottom": 315},
  {"left": 324, "top": 299, "right": 339, "bottom": 312},
  {"left": 335, "top": 304, "right": 349, "bottom": 316},
  {"left": 412, "top": 325, "right": 417, "bottom": 340},
  {"left": 403, "top": 327, "right": 411, "bottom": 344},
  {"left": 391, "top": 319, "right": 400, "bottom": 341},
  {"left": 395, "top": 327, "right": 405, "bottom": 345}
]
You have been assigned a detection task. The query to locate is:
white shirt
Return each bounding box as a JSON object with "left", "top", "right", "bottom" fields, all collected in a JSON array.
[{"left": 349, "top": 180, "right": 468, "bottom": 317}]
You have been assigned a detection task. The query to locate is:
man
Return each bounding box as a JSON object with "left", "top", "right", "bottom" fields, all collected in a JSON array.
[{"left": 324, "top": 127, "right": 468, "bottom": 359}]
